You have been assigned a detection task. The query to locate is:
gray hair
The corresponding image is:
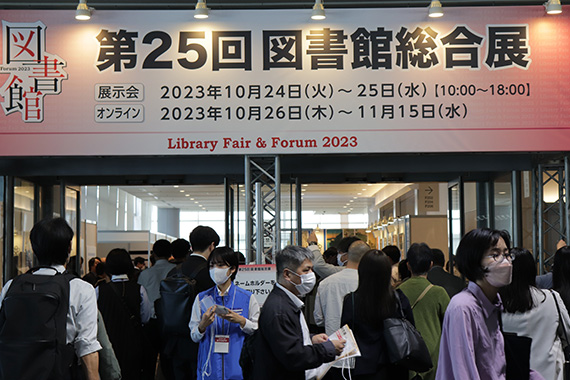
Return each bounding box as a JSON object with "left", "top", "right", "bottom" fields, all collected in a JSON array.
[{"left": 276, "top": 245, "right": 313, "bottom": 278}]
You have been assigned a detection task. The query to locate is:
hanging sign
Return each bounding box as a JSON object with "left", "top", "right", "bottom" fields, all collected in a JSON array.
[{"left": 1, "top": 7, "right": 570, "bottom": 155}]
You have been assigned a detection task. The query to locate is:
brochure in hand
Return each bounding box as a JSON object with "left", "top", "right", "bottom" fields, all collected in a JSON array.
[{"left": 315, "top": 324, "right": 361, "bottom": 380}]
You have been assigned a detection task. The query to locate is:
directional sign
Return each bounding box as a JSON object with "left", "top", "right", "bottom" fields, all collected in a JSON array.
[{"left": 418, "top": 183, "right": 440, "bottom": 213}]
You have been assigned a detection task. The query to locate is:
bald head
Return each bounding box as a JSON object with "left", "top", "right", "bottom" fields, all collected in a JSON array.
[{"left": 347, "top": 240, "right": 370, "bottom": 264}]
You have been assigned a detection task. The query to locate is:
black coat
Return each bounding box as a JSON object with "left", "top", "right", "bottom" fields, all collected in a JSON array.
[
  {"left": 253, "top": 285, "right": 336, "bottom": 380},
  {"left": 341, "top": 289, "right": 413, "bottom": 379},
  {"left": 426, "top": 266, "right": 466, "bottom": 299}
]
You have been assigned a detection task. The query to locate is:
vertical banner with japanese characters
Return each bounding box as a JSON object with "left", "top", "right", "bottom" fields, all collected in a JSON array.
[{"left": 0, "top": 7, "right": 569, "bottom": 156}]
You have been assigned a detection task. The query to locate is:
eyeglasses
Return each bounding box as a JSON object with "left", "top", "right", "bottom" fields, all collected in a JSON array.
[{"left": 487, "top": 253, "right": 513, "bottom": 262}]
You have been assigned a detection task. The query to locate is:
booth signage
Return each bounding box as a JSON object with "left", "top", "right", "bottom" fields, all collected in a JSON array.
[{"left": 1, "top": 7, "right": 569, "bottom": 155}]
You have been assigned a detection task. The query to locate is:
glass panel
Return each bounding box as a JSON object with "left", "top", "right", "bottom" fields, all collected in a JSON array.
[
  {"left": 0, "top": 176, "right": 4, "bottom": 284},
  {"left": 13, "top": 179, "right": 35, "bottom": 275},
  {"left": 65, "top": 188, "right": 78, "bottom": 257},
  {"left": 52, "top": 185, "right": 61, "bottom": 218},
  {"left": 494, "top": 174, "right": 512, "bottom": 236},
  {"left": 448, "top": 184, "right": 461, "bottom": 256}
]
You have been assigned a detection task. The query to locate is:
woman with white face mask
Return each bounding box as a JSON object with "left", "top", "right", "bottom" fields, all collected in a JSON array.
[
  {"left": 189, "top": 247, "right": 260, "bottom": 380},
  {"left": 436, "top": 229, "right": 544, "bottom": 380}
]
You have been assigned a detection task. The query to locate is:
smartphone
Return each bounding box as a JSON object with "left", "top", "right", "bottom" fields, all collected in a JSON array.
[{"left": 215, "top": 305, "right": 230, "bottom": 315}]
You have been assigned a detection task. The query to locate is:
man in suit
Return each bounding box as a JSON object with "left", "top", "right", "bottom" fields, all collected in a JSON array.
[
  {"left": 254, "top": 245, "right": 345, "bottom": 380},
  {"left": 427, "top": 248, "right": 466, "bottom": 299},
  {"left": 162, "top": 226, "right": 218, "bottom": 380}
]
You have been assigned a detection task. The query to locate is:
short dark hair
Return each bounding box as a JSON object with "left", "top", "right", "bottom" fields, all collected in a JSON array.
[
  {"left": 190, "top": 226, "right": 220, "bottom": 252},
  {"left": 407, "top": 243, "right": 433, "bottom": 275},
  {"left": 153, "top": 239, "right": 172, "bottom": 259},
  {"left": 133, "top": 256, "right": 146, "bottom": 265},
  {"left": 337, "top": 236, "right": 360, "bottom": 254},
  {"left": 171, "top": 239, "right": 190, "bottom": 260},
  {"left": 95, "top": 262, "right": 106, "bottom": 277},
  {"left": 431, "top": 249, "right": 445, "bottom": 267},
  {"left": 105, "top": 248, "right": 133, "bottom": 275},
  {"left": 208, "top": 246, "right": 239, "bottom": 281},
  {"left": 456, "top": 228, "right": 511, "bottom": 282},
  {"left": 382, "top": 245, "right": 401, "bottom": 264},
  {"left": 88, "top": 257, "right": 101, "bottom": 269},
  {"left": 30, "top": 217, "right": 74, "bottom": 265}
]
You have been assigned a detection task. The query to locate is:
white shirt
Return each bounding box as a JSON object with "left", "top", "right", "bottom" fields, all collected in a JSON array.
[
  {"left": 502, "top": 288, "right": 570, "bottom": 380},
  {"left": 275, "top": 283, "right": 319, "bottom": 380},
  {"left": 189, "top": 282, "right": 260, "bottom": 342},
  {"left": 314, "top": 268, "right": 358, "bottom": 336},
  {"left": 137, "top": 258, "right": 176, "bottom": 318},
  {"left": 0, "top": 265, "right": 102, "bottom": 357}
]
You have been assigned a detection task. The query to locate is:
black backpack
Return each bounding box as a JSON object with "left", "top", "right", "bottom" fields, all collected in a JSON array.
[
  {"left": 0, "top": 267, "right": 76, "bottom": 380},
  {"left": 156, "top": 262, "right": 206, "bottom": 336},
  {"left": 239, "top": 329, "right": 258, "bottom": 380}
]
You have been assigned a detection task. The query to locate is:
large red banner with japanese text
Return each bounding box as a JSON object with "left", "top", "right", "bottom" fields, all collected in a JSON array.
[{"left": 0, "top": 7, "right": 569, "bottom": 155}]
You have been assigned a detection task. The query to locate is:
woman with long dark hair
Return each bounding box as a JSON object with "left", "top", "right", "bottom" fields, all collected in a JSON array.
[
  {"left": 553, "top": 246, "right": 570, "bottom": 310},
  {"left": 97, "top": 248, "right": 152, "bottom": 380},
  {"left": 340, "top": 249, "right": 414, "bottom": 379},
  {"left": 500, "top": 248, "right": 570, "bottom": 380}
]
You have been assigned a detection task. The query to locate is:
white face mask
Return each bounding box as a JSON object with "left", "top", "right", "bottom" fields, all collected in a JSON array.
[
  {"left": 484, "top": 258, "right": 512, "bottom": 288},
  {"left": 287, "top": 270, "right": 316, "bottom": 296},
  {"left": 209, "top": 267, "right": 231, "bottom": 286},
  {"left": 337, "top": 253, "right": 347, "bottom": 266}
]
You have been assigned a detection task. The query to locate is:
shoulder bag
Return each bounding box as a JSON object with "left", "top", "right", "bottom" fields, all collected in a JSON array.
[
  {"left": 551, "top": 290, "right": 570, "bottom": 380},
  {"left": 382, "top": 290, "right": 433, "bottom": 373}
]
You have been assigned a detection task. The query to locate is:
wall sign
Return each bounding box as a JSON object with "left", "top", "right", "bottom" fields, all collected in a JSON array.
[{"left": 1, "top": 7, "right": 569, "bottom": 156}]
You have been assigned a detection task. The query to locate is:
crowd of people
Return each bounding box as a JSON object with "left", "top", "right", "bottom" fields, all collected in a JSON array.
[{"left": 1, "top": 217, "right": 570, "bottom": 380}]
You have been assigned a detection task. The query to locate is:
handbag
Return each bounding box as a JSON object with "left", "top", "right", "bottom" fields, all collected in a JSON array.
[
  {"left": 550, "top": 290, "right": 570, "bottom": 380},
  {"left": 382, "top": 291, "right": 433, "bottom": 373},
  {"left": 501, "top": 330, "right": 531, "bottom": 380}
]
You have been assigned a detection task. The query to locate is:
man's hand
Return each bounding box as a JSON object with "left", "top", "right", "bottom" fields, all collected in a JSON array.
[
  {"left": 311, "top": 333, "right": 328, "bottom": 344},
  {"left": 332, "top": 339, "right": 346, "bottom": 355},
  {"left": 308, "top": 231, "right": 318, "bottom": 244}
]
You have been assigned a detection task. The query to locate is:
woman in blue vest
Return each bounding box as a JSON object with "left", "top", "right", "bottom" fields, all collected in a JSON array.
[{"left": 190, "top": 246, "right": 260, "bottom": 380}]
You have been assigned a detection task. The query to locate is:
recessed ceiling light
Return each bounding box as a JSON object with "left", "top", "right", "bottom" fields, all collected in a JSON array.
[
  {"left": 180, "top": 190, "right": 185, "bottom": 193},
  {"left": 357, "top": 193, "right": 362, "bottom": 195},
  {"left": 185, "top": 194, "right": 190, "bottom": 197},
  {"left": 190, "top": 198, "right": 195, "bottom": 200},
  {"left": 498, "top": 191, "right": 507, "bottom": 195},
  {"left": 174, "top": 185, "right": 179, "bottom": 188}
]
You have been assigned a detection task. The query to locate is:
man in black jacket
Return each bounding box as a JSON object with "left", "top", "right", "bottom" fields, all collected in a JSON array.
[
  {"left": 254, "top": 245, "right": 345, "bottom": 380},
  {"left": 162, "top": 226, "right": 218, "bottom": 380},
  {"left": 427, "top": 248, "right": 466, "bottom": 298}
]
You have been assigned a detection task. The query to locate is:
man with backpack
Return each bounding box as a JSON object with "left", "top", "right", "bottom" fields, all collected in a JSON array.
[
  {"left": 160, "top": 225, "right": 218, "bottom": 380},
  {"left": 0, "top": 217, "right": 102, "bottom": 380}
]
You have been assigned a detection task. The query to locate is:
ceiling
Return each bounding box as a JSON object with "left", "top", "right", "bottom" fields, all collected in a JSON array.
[
  {"left": 118, "top": 183, "right": 391, "bottom": 214},
  {"left": 0, "top": 0, "right": 550, "bottom": 10}
]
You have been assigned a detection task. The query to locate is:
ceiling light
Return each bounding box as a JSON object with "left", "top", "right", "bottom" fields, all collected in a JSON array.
[
  {"left": 428, "top": 0, "right": 444, "bottom": 17},
  {"left": 185, "top": 194, "right": 190, "bottom": 197},
  {"left": 75, "top": 0, "right": 92, "bottom": 21},
  {"left": 174, "top": 185, "right": 179, "bottom": 188},
  {"left": 545, "top": 0, "right": 562, "bottom": 14},
  {"left": 195, "top": 0, "right": 209, "bottom": 19},
  {"left": 311, "top": 0, "right": 326, "bottom": 20},
  {"left": 180, "top": 190, "right": 185, "bottom": 193}
]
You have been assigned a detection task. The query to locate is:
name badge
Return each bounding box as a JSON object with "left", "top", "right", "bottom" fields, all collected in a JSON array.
[{"left": 214, "top": 335, "right": 230, "bottom": 353}]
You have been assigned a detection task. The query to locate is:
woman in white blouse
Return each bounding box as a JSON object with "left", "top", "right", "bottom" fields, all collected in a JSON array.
[{"left": 500, "top": 248, "right": 570, "bottom": 380}]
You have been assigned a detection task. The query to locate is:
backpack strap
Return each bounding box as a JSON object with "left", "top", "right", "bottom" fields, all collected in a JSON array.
[
  {"left": 108, "top": 281, "right": 142, "bottom": 329},
  {"left": 411, "top": 284, "right": 434, "bottom": 310}
]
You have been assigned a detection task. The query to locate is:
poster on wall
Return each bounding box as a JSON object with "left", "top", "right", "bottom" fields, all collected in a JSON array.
[{"left": 1, "top": 7, "right": 570, "bottom": 156}]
